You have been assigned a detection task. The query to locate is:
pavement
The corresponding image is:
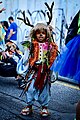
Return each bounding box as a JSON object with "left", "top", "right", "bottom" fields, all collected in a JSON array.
[{"left": 0, "top": 76, "right": 80, "bottom": 120}]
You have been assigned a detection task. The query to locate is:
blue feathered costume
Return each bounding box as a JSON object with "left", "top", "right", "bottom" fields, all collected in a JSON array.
[{"left": 50, "top": 10, "right": 80, "bottom": 85}]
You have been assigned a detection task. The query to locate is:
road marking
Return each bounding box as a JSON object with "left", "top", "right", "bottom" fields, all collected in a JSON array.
[{"left": 54, "top": 81, "right": 80, "bottom": 90}]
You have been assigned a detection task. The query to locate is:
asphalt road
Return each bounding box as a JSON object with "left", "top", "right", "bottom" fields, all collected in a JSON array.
[{"left": 0, "top": 76, "right": 80, "bottom": 120}]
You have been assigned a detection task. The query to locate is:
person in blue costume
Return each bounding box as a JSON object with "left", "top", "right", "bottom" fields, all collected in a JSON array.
[{"left": 50, "top": 10, "right": 80, "bottom": 86}]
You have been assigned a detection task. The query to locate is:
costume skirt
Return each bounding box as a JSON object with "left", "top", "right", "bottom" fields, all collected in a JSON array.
[{"left": 50, "top": 35, "right": 80, "bottom": 84}]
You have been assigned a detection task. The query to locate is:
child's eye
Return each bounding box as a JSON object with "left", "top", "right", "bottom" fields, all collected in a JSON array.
[
  {"left": 36, "top": 31, "right": 40, "bottom": 34},
  {"left": 42, "top": 32, "right": 46, "bottom": 34}
]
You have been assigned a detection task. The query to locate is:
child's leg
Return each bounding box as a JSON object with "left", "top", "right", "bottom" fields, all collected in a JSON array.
[
  {"left": 38, "top": 83, "right": 50, "bottom": 116},
  {"left": 38, "top": 83, "right": 50, "bottom": 106},
  {"left": 21, "top": 79, "right": 35, "bottom": 115}
]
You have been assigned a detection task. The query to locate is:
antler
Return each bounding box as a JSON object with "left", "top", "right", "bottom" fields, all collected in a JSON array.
[
  {"left": 17, "top": 10, "right": 34, "bottom": 27},
  {"left": 17, "top": 2, "right": 54, "bottom": 27},
  {"left": 45, "top": 1, "right": 54, "bottom": 25}
]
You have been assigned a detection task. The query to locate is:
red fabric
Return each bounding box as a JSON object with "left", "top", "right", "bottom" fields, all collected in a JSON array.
[{"left": 34, "top": 64, "right": 47, "bottom": 90}]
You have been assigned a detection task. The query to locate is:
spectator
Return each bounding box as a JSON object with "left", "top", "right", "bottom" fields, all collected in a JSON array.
[
  {"left": 0, "top": 2, "right": 19, "bottom": 78},
  {"left": 7, "top": 16, "right": 18, "bottom": 45},
  {"left": 2, "top": 21, "right": 9, "bottom": 43}
]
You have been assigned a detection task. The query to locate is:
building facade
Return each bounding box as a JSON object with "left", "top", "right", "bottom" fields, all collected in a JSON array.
[{"left": 0, "top": 0, "right": 80, "bottom": 50}]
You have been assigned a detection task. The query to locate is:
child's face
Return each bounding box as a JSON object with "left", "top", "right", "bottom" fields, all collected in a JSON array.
[
  {"left": 6, "top": 42, "right": 16, "bottom": 53},
  {"left": 35, "top": 30, "right": 46, "bottom": 42}
]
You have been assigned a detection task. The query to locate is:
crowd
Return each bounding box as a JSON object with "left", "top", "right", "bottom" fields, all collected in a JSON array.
[
  {"left": 0, "top": 17, "right": 21, "bottom": 78},
  {"left": 0, "top": 1, "right": 80, "bottom": 119}
]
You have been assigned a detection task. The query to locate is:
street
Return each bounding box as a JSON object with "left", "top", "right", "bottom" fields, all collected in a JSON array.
[{"left": 0, "top": 76, "right": 80, "bottom": 120}]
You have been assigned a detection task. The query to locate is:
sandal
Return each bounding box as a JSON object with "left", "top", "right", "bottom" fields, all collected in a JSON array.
[
  {"left": 40, "top": 106, "right": 49, "bottom": 117},
  {"left": 21, "top": 105, "right": 33, "bottom": 115}
]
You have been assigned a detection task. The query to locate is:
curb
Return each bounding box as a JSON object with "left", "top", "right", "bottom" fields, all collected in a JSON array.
[{"left": 58, "top": 75, "right": 79, "bottom": 86}]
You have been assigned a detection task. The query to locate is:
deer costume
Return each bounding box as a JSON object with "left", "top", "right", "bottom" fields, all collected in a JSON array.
[
  {"left": 17, "top": 1, "right": 58, "bottom": 116},
  {"left": 20, "top": 23, "right": 58, "bottom": 116}
]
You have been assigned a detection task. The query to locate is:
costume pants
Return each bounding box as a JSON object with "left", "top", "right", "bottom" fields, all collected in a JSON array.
[{"left": 25, "top": 79, "right": 50, "bottom": 107}]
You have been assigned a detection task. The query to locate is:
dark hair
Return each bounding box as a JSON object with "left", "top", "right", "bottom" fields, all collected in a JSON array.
[
  {"left": 8, "top": 16, "right": 14, "bottom": 21},
  {"left": 3, "top": 21, "right": 9, "bottom": 29}
]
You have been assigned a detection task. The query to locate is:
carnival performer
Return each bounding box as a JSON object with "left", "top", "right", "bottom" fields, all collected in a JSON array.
[
  {"left": 0, "top": 40, "right": 22, "bottom": 77},
  {"left": 20, "top": 23, "right": 58, "bottom": 116},
  {"left": 50, "top": 10, "right": 80, "bottom": 86}
]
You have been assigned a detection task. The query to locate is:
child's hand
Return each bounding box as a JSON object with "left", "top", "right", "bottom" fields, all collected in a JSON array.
[
  {"left": 48, "top": 65, "right": 51, "bottom": 70},
  {"left": 2, "top": 51, "right": 7, "bottom": 59}
]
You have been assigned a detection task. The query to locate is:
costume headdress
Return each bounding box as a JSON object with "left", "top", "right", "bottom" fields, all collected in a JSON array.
[
  {"left": 17, "top": 1, "right": 54, "bottom": 28},
  {"left": 30, "top": 23, "right": 51, "bottom": 40}
]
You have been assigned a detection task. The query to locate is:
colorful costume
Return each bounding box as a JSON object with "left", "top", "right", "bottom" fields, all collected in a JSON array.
[
  {"left": 0, "top": 41, "right": 22, "bottom": 77},
  {"left": 0, "top": 23, "right": 6, "bottom": 52},
  {"left": 21, "top": 23, "right": 58, "bottom": 116},
  {"left": 25, "top": 39, "right": 58, "bottom": 101},
  {"left": 50, "top": 11, "right": 80, "bottom": 85}
]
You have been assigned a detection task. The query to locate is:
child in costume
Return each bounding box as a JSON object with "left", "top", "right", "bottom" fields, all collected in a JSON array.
[
  {"left": 21, "top": 23, "right": 58, "bottom": 116},
  {"left": 0, "top": 40, "right": 22, "bottom": 77},
  {"left": 6, "top": 41, "right": 22, "bottom": 66},
  {"left": 50, "top": 11, "right": 80, "bottom": 86}
]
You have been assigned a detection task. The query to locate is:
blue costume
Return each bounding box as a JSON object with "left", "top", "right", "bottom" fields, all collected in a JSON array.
[{"left": 50, "top": 11, "right": 80, "bottom": 85}]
